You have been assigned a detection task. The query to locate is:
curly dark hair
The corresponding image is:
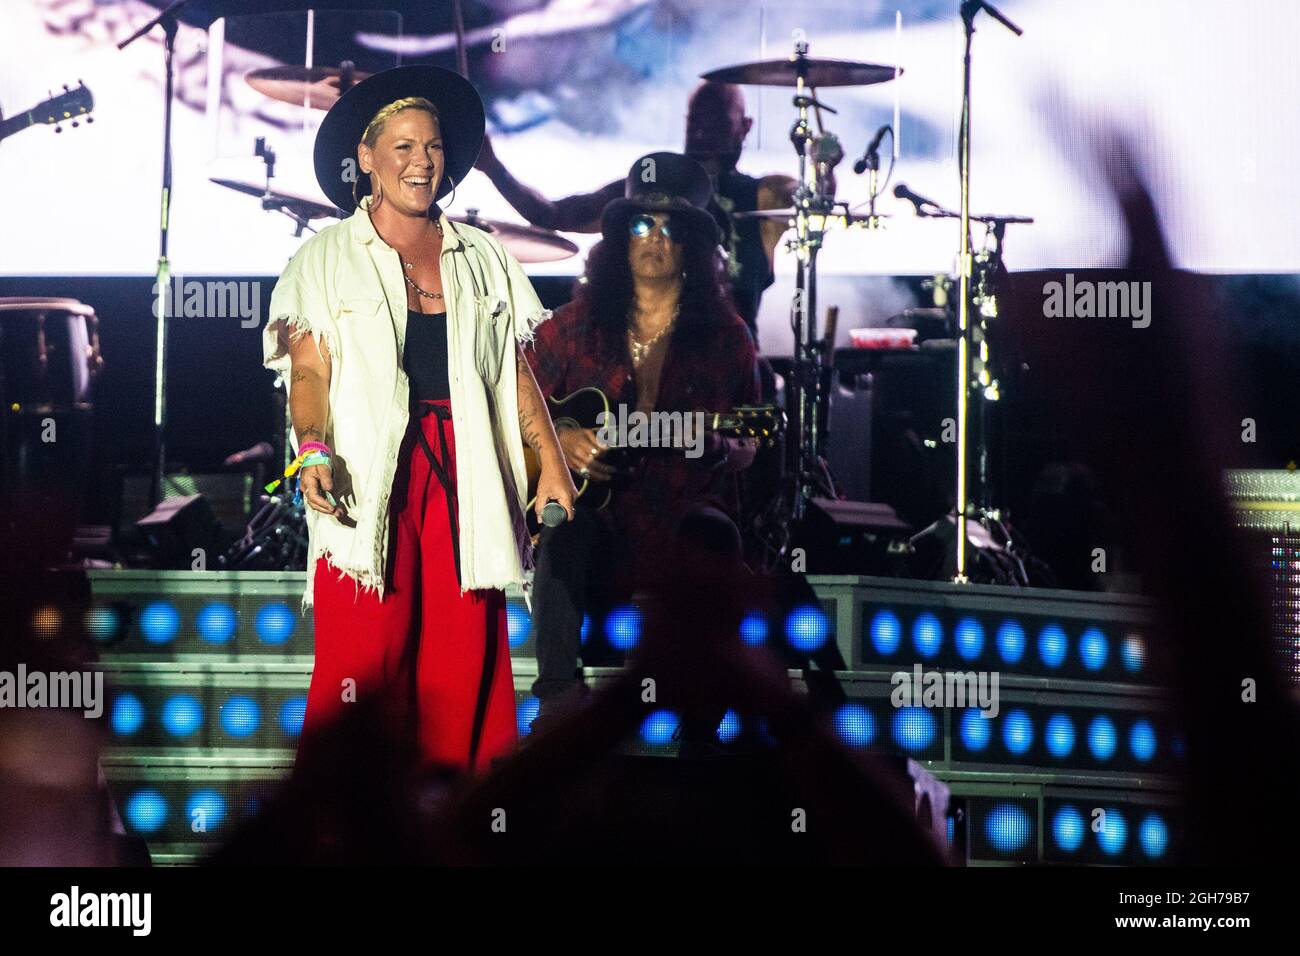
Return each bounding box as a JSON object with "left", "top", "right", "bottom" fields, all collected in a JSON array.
[{"left": 571, "top": 216, "right": 737, "bottom": 360}]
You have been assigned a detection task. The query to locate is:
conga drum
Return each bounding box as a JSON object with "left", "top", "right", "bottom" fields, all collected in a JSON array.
[{"left": 0, "top": 297, "right": 104, "bottom": 498}]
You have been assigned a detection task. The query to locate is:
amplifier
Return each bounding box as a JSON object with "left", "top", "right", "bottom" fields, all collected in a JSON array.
[
  {"left": 1225, "top": 469, "right": 1300, "bottom": 684},
  {"left": 1225, "top": 468, "right": 1300, "bottom": 531}
]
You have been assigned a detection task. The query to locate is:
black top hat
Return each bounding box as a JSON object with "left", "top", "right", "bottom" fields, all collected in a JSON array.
[
  {"left": 600, "top": 151, "right": 720, "bottom": 244},
  {"left": 313, "top": 65, "right": 485, "bottom": 212}
]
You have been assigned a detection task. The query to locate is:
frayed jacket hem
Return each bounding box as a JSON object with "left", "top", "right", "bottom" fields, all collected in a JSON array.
[
  {"left": 300, "top": 548, "right": 385, "bottom": 614},
  {"left": 514, "top": 308, "right": 552, "bottom": 347}
]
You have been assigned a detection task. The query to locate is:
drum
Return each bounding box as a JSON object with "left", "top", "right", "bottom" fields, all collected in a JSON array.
[
  {"left": 0, "top": 297, "right": 103, "bottom": 496},
  {"left": 0, "top": 297, "right": 103, "bottom": 410}
]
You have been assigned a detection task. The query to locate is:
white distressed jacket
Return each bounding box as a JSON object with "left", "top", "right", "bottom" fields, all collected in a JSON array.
[{"left": 263, "top": 197, "right": 551, "bottom": 611}]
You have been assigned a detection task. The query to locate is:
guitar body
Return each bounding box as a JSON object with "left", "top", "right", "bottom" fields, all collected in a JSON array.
[
  {"left": 523, "top": 388, "right": 616, "bottom": 538},
  {"left": 523, "top": 386, "right": 783, "bottom": 539}
]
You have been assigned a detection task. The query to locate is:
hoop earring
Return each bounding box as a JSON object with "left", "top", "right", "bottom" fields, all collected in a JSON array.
[
  {"left": 370, "top": 176, "right": 383, "bottom": 210},
  {"left": 442, "top": 170, "right": 457, "bottom": 208}
]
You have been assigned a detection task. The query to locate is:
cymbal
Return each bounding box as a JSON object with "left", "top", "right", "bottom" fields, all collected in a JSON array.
[
  {"left": 452, "top": 210, "right": 579, "bottom": 263},
  {"left": 245, "top": 65, "right": 370, "bottom": 110},
  {"left": 702, "top": 56, "right": 900, "bottom": 88},
  {"left": 210, "top": 177, "right": 341, "bottom": 220}
]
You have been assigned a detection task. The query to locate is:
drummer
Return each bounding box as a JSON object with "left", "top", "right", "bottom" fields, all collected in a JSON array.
[{"left": 474, "top": 81, "right": 794, "bottom": 349}]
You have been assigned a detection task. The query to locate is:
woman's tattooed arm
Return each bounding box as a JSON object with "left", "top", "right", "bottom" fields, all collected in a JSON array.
[{"left": 516, "top": 343, "right": 562, "bottom": 462}]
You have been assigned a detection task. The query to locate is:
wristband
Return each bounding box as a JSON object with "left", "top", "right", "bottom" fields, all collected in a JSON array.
[
  {"left": 265, "top": 447, "right": 332, "bottom": 494},
  {"left": 298, "top": 441, "right": 331, "bottom": 457}
]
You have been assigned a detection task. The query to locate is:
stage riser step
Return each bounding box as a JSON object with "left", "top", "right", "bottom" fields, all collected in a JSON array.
[
  {"left": 101, "top": 771, "right": 1179, "bottom": 866},
  {"left": 95, "top": 669, "right": 1180, "bottom": 776},
  {"left": 84, "top": 571, "right": 1165, "bottom": 688}
]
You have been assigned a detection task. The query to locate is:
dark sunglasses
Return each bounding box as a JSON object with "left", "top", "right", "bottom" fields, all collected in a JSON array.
[{"left": 628, "top": 212, "right": 679, "bottom": 241}]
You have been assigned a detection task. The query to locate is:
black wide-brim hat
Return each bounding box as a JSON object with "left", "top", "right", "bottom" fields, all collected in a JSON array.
[
  {"left": 313, "top": 65, "right": 485, "bottom": 211},
  {"left": 600, "top": 151, "right": 721, "bottom": 244}
]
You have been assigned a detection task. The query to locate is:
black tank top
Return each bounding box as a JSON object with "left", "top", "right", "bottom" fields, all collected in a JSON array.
[{"left": 404, "top": 309, "right": 450, "bottom": 401}]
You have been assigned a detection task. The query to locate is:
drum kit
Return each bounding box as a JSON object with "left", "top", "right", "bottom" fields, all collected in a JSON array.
[{"left": 700, "top": 0, "right": 1032, "bottom": 584}]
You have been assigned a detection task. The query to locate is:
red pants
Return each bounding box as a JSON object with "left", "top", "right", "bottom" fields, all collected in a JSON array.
[{"left": 299, "top": 399, "right": 518, "bottom": 773}]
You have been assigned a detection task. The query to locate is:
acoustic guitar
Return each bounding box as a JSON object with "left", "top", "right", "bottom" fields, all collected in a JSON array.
[{"left": 523, "top": 385, "right": 783, "bottom": 537}]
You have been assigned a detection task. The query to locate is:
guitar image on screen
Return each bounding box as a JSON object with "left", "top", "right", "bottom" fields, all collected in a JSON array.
[{"left": 0, "top": 82, "right": 94, "bottom": 145}]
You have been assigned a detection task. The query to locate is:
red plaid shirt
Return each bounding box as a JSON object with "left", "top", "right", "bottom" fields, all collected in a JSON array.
[{"left": 526, "top": 300, "right": 760, "bottom": 579}]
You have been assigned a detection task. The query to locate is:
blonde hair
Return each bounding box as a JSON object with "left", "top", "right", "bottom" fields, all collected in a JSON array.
[{"left": 360, "top": 96, "right": 441, "bottom": 147}]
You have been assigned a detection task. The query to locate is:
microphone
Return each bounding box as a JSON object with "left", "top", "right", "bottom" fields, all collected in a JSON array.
[
  {"left": 893, "top": 183, "right": 940, "bottom": 214},
  {"left": 224, "top": 441, "right": 275, "bottom": 467},
  {"left": 541, "top": 500, "right": 568, "bottom": 528},
  {"left": 853, "top": 125, "right": 890, "bottom": 174}
]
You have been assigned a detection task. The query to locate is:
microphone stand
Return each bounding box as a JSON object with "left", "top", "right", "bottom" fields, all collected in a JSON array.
[
  {"left": 119, "top": 0, "right": 193, "bottom": 506},
  {"left": 953, "top": 0, "right": 1022, "bottom": 582},
  {"left": 861, "top": 146, "right": 881, "bottom": 228},
  {"left": 787, "top": 43, "right": 837, "bottom": 523}
]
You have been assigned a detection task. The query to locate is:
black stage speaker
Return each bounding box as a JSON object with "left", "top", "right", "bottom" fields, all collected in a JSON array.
[
  {"left": 116, "top": 471, "right": 253, "bottom": 536},
  {"left": 135, "top": 493, "right": 219, "bottom": 569},
  {"left": 791, "top": 497, "right": 912, "bottom": 575}
]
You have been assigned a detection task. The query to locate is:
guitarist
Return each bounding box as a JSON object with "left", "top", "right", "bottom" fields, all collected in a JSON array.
[{"left": 524, "top": 152, "right": 762, "bottom": 719}]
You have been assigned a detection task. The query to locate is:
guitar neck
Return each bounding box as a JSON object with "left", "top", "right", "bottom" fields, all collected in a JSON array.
[
  {"left": 0, "top": 112, "right": 34, "bottom": 142},
  {"left": 546, "top": 388, "right": 780, "bottom": 449},
  {"left": 704, "top": 412, "right": 731, "bottom": 434}
]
